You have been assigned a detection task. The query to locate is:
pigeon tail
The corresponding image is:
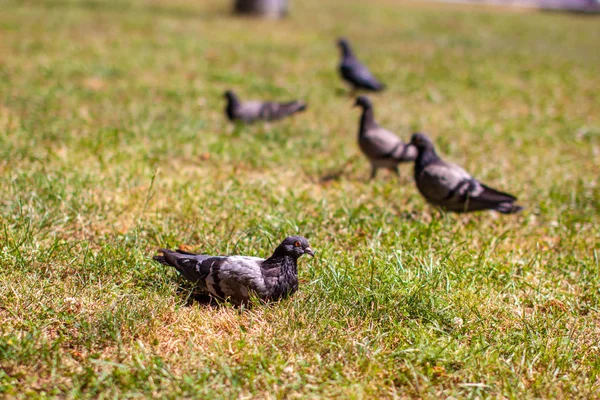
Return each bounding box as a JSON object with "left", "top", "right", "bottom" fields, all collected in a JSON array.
[
  {"left": 353, "top": 78, "right": 385, "bottom": 92},
  {"left": 367, "top": 81, "right": 386, "bottom": 92},
  {"left": 479, "top": 183, "right": 518, "bottom": 203},
  {"left": 273, "top": 101, "right": 307, "bottom": 119},
  {"left": 154, "top": 248, "right": 210, "bottom": 283},
  {"left": 286, "top": 101, "right": 307, "bottom": 113},
  {"left": 152, "top": 249, "right": 171, "bottom": 266},
  {"left": 466, "top": 184, "right": 522, "bottom": 214}
]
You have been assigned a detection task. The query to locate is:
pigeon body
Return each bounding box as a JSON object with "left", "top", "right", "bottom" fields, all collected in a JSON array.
[
  {"left": 337, "top": 38, "right": 385, "bottom": 92},
  {"left": 410, "top": 133, "right": 523, "bottom": 214},
  {"left": 154, "top": 236, "right": 314, "bottom": 305},
  {"left": 355, "top": 96, "right": 416, "bottom": 180},
  {"left": 224, "top": 90, "right": 307, "bottom": 123}
]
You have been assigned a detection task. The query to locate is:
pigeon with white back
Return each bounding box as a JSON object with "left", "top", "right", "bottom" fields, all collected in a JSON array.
[
  {"left": 355, "top": 96, "right": 416, "bottom": 180},
  {"left": 410, "top": 133, "right": 523, "bottom": 214},
  {"left": 337, "top": 38, "right": 385, "bottom": 92},
  {"left": 224, "top": 90, "right": 307, "bottom": 123},
  {"left": 154, "top": 236, "right": 314, "bottom": 305}
]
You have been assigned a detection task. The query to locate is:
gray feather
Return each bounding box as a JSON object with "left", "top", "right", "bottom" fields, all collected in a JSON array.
[
  {"left": 225, "top": 90, "right": 307, "bottom": 123},
  {"left": 153, "top": 236, "right": 314, "bottom": 305},
  {"left": 338, "top": 38, "right": 385, "bottom": 91},
  {"left": 410, "top": 133, "right": 523, "bottom": 214},
  {"left": 355, "top": 96, "right": 414, "bottom": 180}
]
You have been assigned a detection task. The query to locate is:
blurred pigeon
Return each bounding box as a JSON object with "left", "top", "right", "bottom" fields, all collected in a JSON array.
[
  {"left": 355, "top": 96, "right": 416, "bottom": 180},
  {"left": 224, "top": 90, "right": 307, "bottom": 123},
  {"left": 337, "top": 38, "right": 385, "bottom": 92},
  {"left": 410, "top": 133, "right": 523, "bottom": 214},
  {"left": 154, "top": 236, "right": 314, "bottom": 305}
]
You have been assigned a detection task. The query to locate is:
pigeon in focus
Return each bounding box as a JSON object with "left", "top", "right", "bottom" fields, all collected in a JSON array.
[
  {"left": 337, "top": 38, "right": 385, "bottom": 92},
  {"left": 410, "top": 133, "right": 523, "bottom": 214},
  {"left": 153, "top": 236, "right": 314, "bottom": 305},
  {"left": 224, "top": 90, "right": 307, "bottom": 123},
  {"left": 355, "top": 96, "right": 417, "bottom": 180}
]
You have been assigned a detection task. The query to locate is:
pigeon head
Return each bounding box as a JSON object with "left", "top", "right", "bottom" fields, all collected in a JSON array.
[
  {"left": 224, "top": 90, "right": 237, "bottom": 101},
  {"left": 337, "top": 38, "right": 352, "bottom": 56},
  {"left": 276, "top": 236, "right": 314, "bottom": 259},
  {"left": 410, "top": 132, "right": 435, "bottom": 151},
  {"left": 354, "top": 96, "right": 372, "bottom": 109}
]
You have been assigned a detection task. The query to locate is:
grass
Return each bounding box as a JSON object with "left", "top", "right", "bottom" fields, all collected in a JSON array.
[{"left": 1, "top": 0, "right": 599, "bottom": 397}]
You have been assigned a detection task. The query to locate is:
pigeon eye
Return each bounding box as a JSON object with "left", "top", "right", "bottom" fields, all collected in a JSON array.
[{"left": 294, "top": 241, "right": 301, "bottom": 247}]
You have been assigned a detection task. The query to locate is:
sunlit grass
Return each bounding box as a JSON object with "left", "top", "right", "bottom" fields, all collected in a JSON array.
[{"left": 1, "top": 0, "right": 599, "bottom": 397}]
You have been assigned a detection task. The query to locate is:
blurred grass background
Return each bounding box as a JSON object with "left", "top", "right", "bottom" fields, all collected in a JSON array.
[{"left": 0, "top": 0, "right": 599, "bottom": 397}]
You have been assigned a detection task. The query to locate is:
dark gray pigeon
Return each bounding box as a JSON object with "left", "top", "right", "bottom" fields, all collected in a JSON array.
[
  {"left": 355, "top": 96, "right": 417, "bottom": 180},
  {"left": 154, "top": 236, "right": 314, "bottom": 305},
  {"left": 224, "top": 90, "right": 307, "bottom": 123},
  {"left": 410, "top": 133, "right": 523, "bottom": 214},
  {"left": 337, "top": 38, "right": 385, "bottom": 92}
]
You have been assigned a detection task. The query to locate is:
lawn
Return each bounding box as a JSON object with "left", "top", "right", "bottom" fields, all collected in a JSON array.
[{"left": 1, "top": 0, "right": 599, "bottom": 397}]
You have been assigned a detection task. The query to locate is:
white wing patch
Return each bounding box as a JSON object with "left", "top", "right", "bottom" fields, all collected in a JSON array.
[{"left": 209, "top": 256, "right": 268, "bottom": 300}]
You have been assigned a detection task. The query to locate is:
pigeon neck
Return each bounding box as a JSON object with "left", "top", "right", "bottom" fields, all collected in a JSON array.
[
  {"left": 263, "top": 253, "right": 299, "bottom": 300},
  {"left": 341, "top": 45, "right": 354, "bottom": 60},
  {"left": 415, "top": 146, "right": 440, "bottom": 170},
  {"left": 264, "top": 249, "right": 298, "bottom": 268},
  {"left": 359, "top": 106, "right": 378, "bottom": 134},
  {"left": 226, "top": 96, "right": 239, "bottom": 121}
]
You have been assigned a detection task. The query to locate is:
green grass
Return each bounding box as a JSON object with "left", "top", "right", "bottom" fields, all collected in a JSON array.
[{"left": 1, "top": 0, "right": 599, "bottom": 397}]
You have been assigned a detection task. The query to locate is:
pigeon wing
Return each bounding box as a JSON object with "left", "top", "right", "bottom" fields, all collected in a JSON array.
[
  {"left": 236, "top": 101, "right": 264, "bottom": 122},
  {"left": 205, "top": 256, "right": 268, "bottom": 304},
  {"left": 154, "top": 249, "right": 213, "bottom": 284},
  {"left": 361, "top": 127, "right": 409, "bottom": 161},
  {"left": 341, "top": 59, "right": 384, "bottom": 91},
  {"left": 419, "top": 164, "right": 521, "bottom": 213},
  {"left": 458, "top": 182, "right": 521, "bottom": 213},
  {"left": 260, "top": 101, "right": 307, "bottom": 121},
  {"left": 417, "top": 162, "right": 473, "bottom": 205}
]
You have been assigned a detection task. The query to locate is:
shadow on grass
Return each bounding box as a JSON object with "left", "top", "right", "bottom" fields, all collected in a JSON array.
[
  {"left": 175, "top": 285, "right": 221, "bottom": 308},
  {"left": 315, "top": 155, "right": 363, "bottom": 184},
  {"left": 319, "top": 170, "right": 347, "bottom": 184},
  {"left": 174, "top": 281, "right": 288, "bottom": 310},
  {"left": 174, "top": 282, "right": 263, "bottom": 310}
]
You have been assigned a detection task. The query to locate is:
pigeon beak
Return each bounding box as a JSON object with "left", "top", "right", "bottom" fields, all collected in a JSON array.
[{"left": 304, "top": 247, "right": 315, "bottom": 257}]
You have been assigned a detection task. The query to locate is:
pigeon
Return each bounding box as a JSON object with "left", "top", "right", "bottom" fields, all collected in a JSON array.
[
  {"left": 355, "top": 96, "right": 417, "bottom": 180},
  {"left": 410, "top": 133, "right": 523, "bottom": 214},
  {"left": 153, "top": 236, "right": 314, "bottom": 305},
  {"left": 337, "top": 38, "right": 385, "bottom": 92},
  {"left": 224, "top": 90, "right": 307, "bottom": 123}
]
